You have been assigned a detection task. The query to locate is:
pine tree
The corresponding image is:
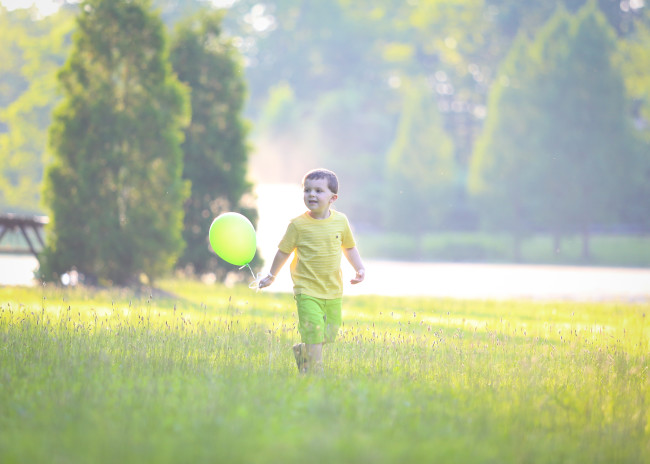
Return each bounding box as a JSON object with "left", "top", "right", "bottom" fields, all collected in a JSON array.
[
  {"left": 468, "top": 33, "right": 544, "bottom": 259},
  {"left": 170, "top": 10, "right": 255, "bottom": 275},
  {"left": 385, "top": 76, "right": 456, "bottom": 235},
  {"left": 530, "top": 1, "right": 634, "bottom": 257},
  {"left": 619, "top": 10, "right": 650, "bottom": 232},
  {"left": 469, "top": 2, "right": 635, "bottom": 259},
  {"left": 40, "top": 0, "right": 190, "bottom": 285}
]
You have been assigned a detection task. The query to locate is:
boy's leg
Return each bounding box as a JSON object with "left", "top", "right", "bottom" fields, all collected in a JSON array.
[
  {"left": 293, "top": 296, "right": 342, "bottom": 374},
  {"left": 294, "top": 295, "right": 328, "bottom": 374},
  {"left": 292, "top": 342, "right": 308, "bottom": 373},
  {"left": 292, "top": 342, "right": 324, "bottom": 374},
  {"left": 323, "top": 298, "right": 342, "bottom": 344},
  {"left": 305, "top": 299, "right": 340, "bottom": 375},
  {"left": 305, "top": 343, "right": 323, "bottom": 374}
]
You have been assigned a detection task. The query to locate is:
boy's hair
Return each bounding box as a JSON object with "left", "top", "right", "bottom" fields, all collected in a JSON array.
[{"left": 303, "top": 168, "right": 339, "bottom": 194}]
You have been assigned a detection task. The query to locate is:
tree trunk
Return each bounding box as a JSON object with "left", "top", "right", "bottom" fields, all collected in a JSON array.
[
  {"left": 581, "top": 227, "right": 591, "bottom": 261},
  {"left": 553, "top": 233, "right": 562, "bottom": 257},
  {"left": 513, "top": 234, "right": 522, "bottom": 263}
]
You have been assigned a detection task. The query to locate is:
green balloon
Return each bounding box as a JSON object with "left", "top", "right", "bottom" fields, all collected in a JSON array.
[{"left": 208, "top": 212, "right": 257, "bottom": 266}]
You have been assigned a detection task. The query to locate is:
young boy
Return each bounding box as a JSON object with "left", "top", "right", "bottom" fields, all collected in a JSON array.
[{"left": 258, "top": 168, "right": 365, "bottom": 373}]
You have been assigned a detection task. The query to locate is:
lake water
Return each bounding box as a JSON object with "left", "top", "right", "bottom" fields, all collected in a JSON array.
[
  {"left": 1, "top": 183, "right": 649, "bottom": 302},
  {"left": 0, "top": 254, "right": 41, "bottom": 287},
  {"left": 2, "top": 254, "right": 649, "bottom": 302}
]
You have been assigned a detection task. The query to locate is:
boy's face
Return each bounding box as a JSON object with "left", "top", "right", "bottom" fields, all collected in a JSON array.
[{"left": 303, "top": 177, "right": 337, "bottom": 218}]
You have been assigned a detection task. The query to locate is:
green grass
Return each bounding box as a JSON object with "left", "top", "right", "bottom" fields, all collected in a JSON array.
[
  {"left": 1, "top": 281, "right": 648, "bottom": 463},
  {"left": 357, "top": 232, "right": 650, "bottom": 267}
]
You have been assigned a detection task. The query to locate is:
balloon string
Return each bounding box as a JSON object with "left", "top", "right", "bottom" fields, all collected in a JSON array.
[{"left": 240, "top": 263, "right": 263, "bottom": 292}]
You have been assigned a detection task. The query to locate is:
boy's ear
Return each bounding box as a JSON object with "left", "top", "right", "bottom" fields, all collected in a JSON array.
[{"left": 330, "top": 194, "right": 338, "bottom": 203}]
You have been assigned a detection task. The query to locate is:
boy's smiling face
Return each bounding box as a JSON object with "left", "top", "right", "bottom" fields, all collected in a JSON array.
[{"left": 303, "top": 177, "right": 338, "bottom": 219}]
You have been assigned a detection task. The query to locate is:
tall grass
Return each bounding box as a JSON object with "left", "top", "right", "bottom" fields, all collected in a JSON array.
[{"left": 1, "top": 282, "right": 648, "bottom": 463}]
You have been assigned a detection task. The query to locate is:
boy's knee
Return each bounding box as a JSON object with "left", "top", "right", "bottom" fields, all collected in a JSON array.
[
  {"left": 323, "top": 322, "right": 340, "bottom": 344},
  {"left": 299, "top": 318, "right": 325, "bottom": 344}
]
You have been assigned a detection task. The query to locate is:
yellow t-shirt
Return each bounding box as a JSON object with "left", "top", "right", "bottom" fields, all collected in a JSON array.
[{"left": 278, "top": 210, "right": 356, "bottom": 299}]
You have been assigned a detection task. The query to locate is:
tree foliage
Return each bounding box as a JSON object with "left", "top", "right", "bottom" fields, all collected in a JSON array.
[
  {"left": 0, "top": 6, "right": 75, "bottom": 213},
  {"left": 385, "top": 77, "right": 456, "bottom": 233},
  {"left": 619, "top": 10, "right": 650, "bottom": 231},
  {"left": 469, "top": 1, "right": 638, "bottom": 257},
  {"left": 170, "top": 10, "right": 255, "bottom": 275},
  {"left": 468, "top": 34, "right": 540, "bottom": 250},
  {"left": 40, "top": 0, "right": 190, "bottom": 285},
  {"left": 1, "top": 0, "right": 648, "bottom": 254}
]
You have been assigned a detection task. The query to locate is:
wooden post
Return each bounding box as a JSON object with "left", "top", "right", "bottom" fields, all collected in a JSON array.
[{"left": 18, "top": 223, "right": 38, "bottom": 257}]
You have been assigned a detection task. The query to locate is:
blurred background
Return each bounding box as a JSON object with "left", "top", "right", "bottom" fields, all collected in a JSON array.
[{"left": 0, "top": 0, "right": 649, "bottom": 289}]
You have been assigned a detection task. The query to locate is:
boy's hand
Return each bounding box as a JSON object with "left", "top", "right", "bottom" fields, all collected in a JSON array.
[
  {"left": 343, "top": 247, "right": 365, "bottom": 285},
  {"left": 258, "top": 274, "right": 275, "bottom": 289},
  {"left": 350, "top": 268, "right": 365, "bottom": 285}
]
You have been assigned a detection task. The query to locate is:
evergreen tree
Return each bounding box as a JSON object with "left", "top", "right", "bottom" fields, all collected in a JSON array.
[
  {"left": 537, "top": 2, "right": 633, "bottom": 257},
  {"left": 170, "top": 10, "right": 255, "bottom": 275},
  {"left": 468, "top": 34, "right": 543, "bottom": 259},
  {"left": 620, "top": 10, "right": 650, "bottom": 232},
  {"left": 622, "top": 10, "right": 650, "bottom": 130},
  {"left": 40, "top": 0, "right": 190, "bottom": 285},
  {"left": 385, "top": 77, "right": 456, "bottom": 235},
  {"left": 470, "top": 1, "right": 636, "bottom": 259}
]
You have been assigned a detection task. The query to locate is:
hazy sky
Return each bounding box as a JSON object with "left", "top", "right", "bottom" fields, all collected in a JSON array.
[
  {"left": 0, "top": 0, "right": 61, "bottom": 15},
  {"left": 0, "top": 0, "right": 237, "bottom": 15}
]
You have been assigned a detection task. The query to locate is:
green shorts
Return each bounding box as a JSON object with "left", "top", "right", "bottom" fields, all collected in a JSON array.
[{"left": 295, "top": 294, "right": 342, "bottom": 344}]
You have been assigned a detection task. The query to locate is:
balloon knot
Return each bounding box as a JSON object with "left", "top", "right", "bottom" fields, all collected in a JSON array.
[{"left": 240, "top": 263, "right": 263, "bottom": 292}]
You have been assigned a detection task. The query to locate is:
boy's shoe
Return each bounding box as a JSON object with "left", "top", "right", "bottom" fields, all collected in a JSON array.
[{"left": 292, "top": 343, "right": 308, "bottom": 373}]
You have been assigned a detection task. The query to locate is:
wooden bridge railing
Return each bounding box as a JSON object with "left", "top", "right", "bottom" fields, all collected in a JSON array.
[{"left": 0, "top": 213, "right": 49, "bottom": 259}]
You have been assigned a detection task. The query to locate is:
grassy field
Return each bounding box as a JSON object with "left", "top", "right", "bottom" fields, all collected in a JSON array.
[
  {"left": 1, "top": 281, "right": 648, "bottom": 463},
  {"left": 357, "top": 232, "right": 650, "bottom": 267}
]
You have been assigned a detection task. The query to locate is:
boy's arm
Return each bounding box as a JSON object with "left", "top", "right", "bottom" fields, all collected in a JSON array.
[
  {"left": 258, "top": 249, "right": 291, "bottom": 288},
  {"left": 343, "top": 246, "right": 365, "bottom": 285}
]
